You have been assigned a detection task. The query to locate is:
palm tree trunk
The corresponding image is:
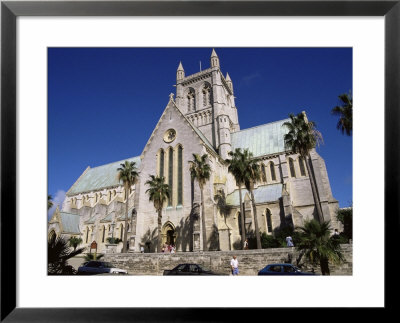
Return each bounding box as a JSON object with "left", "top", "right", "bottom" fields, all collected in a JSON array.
[
  {"left": 238, "top": 185, "right": 246, "bottom": 249},
  {"left": 305, "top": 154, "right": 324, "bottom": 224},
  {"left": 200, "top": 185, "right": 207, "bottom": 251},
  {"left": 122, "top": 183, "right": 129, "bottom": 253},
  {"left": 320, "top": 257, "right": 330, "bottom": 275},
  {"left": 157, "top": 208, "right": 162, "bottom": 252},
  {"left": 249, "top": 186, "right": 261, "bottom": 249}
]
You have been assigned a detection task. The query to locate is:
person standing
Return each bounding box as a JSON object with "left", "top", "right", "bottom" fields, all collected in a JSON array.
[
  {"left": 286, "top": 235, "right": 294, "bottom": 247},
  {"left": 244, "top": 239, "right": 249, "bottom": 250},
  {"left": 230, "top": 255, "right": 239, "bottom": 276}
]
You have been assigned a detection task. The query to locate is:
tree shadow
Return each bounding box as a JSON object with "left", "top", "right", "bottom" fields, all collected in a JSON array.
[
  {"left": 140, "top": 227, "right": 158, "bottom": 253},
  {"left": 208, "top": 224, "right": 220, "bottom": 251},
  {"left": 175, "top": 215, "right": 192, "bottom": 252}
]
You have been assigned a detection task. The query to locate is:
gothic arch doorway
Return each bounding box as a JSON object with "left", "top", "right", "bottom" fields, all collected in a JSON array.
[{"left": 162, "top": 222, "right": 177, "bottom": 246}]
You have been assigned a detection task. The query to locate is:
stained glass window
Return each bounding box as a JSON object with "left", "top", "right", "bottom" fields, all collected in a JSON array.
[
  {"left": 178, "top": 146, "right": 183, "bottom": 205},
  {"left": 168, "top": 148, "right": 173, "bottom": 206},
  {"left": 270, "top": 162, "right": 276, "bottom": 181}
]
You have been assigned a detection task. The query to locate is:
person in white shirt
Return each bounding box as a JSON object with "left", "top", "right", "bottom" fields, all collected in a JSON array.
[
  {"left": 230, "top": 255, "right": 239, "bottom": 275},
  {"left": 286, "top": 236, "right": 294, "bottom": 247}
]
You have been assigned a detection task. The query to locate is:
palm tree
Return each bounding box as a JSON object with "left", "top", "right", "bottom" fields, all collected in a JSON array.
[
  {"left": 331, "top": 92, "right": 352, "bottom": 136},
  {"left": 145, "top": 175, "right": 169, "bottom": 252},
  {"left": 296, "top": 219, "right": 344, "bottom": 275},
  {"left": 283, "top": 112, "right": 324, "bottom": 223},
  {"left": 242, "top": 149, "right": 262, "bottom": 249},
  {"left": 68, "top": 236, "right": 83, "bottom": 251},
  {"left": 117, "top": 160, "right": 139, "bottom": 253},
  {"left": 48, "top": 234, "right": 85, "bottom": 275},
  {"left": 225, "top": 148, "right": 247, "bottom": 249},
  {"left": 48, "top": 195, "right": 53, "bottom": 210},
  {"left": 189, "top": 154, "right": 211, "bottom": 251}
]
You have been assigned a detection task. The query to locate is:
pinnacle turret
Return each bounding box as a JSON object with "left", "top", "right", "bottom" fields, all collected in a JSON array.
[
  {"left": 226, "top": 73, "right": 233, "bottom": 93},
  {"left": 210, "top": 49, "right": 220, "bottom": 68},
  {"left": 176, "top": 61, "right": 185, "bottom": 81}
]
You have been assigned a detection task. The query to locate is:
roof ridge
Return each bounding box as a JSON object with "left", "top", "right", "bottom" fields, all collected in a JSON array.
[
  {"left": 232, "top": 118, "right": 290, "bottom": 134},
  {"left": 89, "top": 155, "right": 141, "bottom": 170}
]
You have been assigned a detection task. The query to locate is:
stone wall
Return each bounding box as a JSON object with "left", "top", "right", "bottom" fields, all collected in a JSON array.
[{"left": 103, "top": 244, "right": 352, "bottom": 276}]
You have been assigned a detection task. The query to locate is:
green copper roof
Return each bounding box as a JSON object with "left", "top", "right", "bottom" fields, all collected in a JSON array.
[
  {"left": 67, "top": 156, "right": 141, "bottom": 196},
  {"left": 231, "top": 119, "right": 290, "bottom": 157},
  {"left": 60, "top": 212, "right": 80, "bottom": 234},
  {"left": 226, "top": 183, "right": 283, "bottom": 206}
]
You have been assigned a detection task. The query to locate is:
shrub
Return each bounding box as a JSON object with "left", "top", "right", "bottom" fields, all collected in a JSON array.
[
  {"left": 107, "top": 237, "right": 122, "bottom": 244},
  {"left": 336, "top": 208, "right": 352, "bottom": 240},
  {"left": 261, "top": 232, "right": 281, "bottom": 248}
]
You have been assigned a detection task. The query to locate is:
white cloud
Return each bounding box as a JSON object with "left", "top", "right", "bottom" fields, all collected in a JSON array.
[{"left": 47, "top": 190, "right": 66, "bottom": 220}]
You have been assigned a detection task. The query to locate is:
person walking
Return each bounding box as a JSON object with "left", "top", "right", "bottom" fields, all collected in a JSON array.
[
  {"left": 286, "top": 235, "right": 294, "bottom": 247},
  {"left": 230, "top": 255, "right": 239, "bottom": 276}
]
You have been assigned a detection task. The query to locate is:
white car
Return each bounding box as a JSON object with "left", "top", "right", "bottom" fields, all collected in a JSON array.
[{"left": 77, "top": 261, "right": 128, "bottom": 275}]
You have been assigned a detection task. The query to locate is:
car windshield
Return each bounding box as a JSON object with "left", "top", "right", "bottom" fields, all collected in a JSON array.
[{"left": 102, "top": 262, "right": 114, "bottom": 268}]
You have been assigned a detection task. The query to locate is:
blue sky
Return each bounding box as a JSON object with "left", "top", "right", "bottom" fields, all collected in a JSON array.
[{"left": 48, "top": 47, "right": 352, "bottom": 216}]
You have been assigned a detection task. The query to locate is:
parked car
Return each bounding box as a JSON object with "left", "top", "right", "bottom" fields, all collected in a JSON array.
[
  {"left": 163, "top": 263, "right": 221, "bottom": 275},
  {"left": 77, "top": 261, "right": 127, "bottom": 275},
  {"left": 258, "top": 264, "right": 316, "bottom": 275}
]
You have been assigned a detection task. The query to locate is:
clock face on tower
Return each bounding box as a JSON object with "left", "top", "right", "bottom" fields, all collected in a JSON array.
[{"left": 163, "top": 129, "right": 176, "bottom": 143}]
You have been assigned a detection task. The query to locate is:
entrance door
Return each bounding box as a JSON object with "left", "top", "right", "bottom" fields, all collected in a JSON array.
[{"left": 167, "top": 230, "right": 175, "bottom": 245}]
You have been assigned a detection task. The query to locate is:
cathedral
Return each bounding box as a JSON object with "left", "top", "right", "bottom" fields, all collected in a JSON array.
[{"left": 48, "top": 49, "right": 340, "bottom": 253}]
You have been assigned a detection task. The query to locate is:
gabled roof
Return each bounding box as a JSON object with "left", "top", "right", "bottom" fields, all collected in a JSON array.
[
  {"left": 231, "top": 119, "right": 290, "bottom": 157},
  {"left": 66, "top": 156, "right": 141, "bottom": 196},
  {"left": 141, "top": 95, "right": 217, "bottom": 158},
  {"left": 59, "top": 212, "right": 80, "bottom": 234},
  {"left": 226, "top": 183, "right": 283, "bottom": 206}
]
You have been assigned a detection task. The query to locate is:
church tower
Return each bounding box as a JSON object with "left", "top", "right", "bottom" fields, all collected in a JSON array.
[{"left": 175, "top": 49, "right": 240, "bottom": 159}]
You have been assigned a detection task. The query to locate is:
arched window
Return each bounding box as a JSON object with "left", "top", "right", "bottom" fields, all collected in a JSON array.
[
  {"left": 202, "top": 84, "right": 211, "bottom": 107},
  {"left": 95, "top": 194, "right": 98, "bottom": 203},
  {"left": 289, "top": 158, "right": 296, "bottom": 178},
  {"left": 270, "top": 162, "right": 276, "bottom": 181},
  {"left": 237, "top": 211, "right": 242, "bottom": 236},
  {"left": 127, "top": 223, "right": 130, "bottom": 232},
  {"left": 102, "top": 225, "right": 105, "bottom": 243},
  {"left": 261, "top": 164, "right": 267, "bottom": 183},
  {"left": 177, "top": 145, "right": 183, "bottom": 205},
  {"left": 187, "top": 88, "right": 195, "bottom": 111},
  {"left": 299, "top": 157, "right": 306, "bottom": 176},
  {"left": 168, "top": 148, "right": 174, "bottom": 206},
  {"left": 159, "top": 149, "right": 164, "bottom": 178},
  {"left": 108, "top": 191, "right": 112, "bottom": 202},
  {"left": 266, "top": 209, "right": 272, "bottom": 233},
  {"left": 86, "top": 227, "right": 90, "bottom": 243}
]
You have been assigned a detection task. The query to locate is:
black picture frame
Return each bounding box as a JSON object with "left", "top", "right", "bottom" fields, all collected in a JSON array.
[{"left": 1, "top": 0, "right": 397, "bottom": 321}]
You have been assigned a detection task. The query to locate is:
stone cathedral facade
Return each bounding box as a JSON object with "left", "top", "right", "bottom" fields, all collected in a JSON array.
[{"left": 48, "top": 50, "right": 340, "bottom": 253}]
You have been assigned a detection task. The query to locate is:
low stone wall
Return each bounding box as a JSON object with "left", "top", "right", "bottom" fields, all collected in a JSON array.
[{"left": 104, "top": 244, "right": 352, "bottom": 276}]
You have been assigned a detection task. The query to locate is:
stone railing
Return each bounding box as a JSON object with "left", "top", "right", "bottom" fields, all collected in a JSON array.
[{"left": 104, "top": 244, "right": 352, "bottom": 276}]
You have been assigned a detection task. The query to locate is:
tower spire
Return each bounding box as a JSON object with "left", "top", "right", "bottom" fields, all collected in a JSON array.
[
  {"left": 176, "top": 61, "right": 185, "bottom": 81},
  {"left": 210, "top": 49, "right": 220, "bottom": 68},
  {"left": 225, "top": 72, "right": 233, "bottom": 93}
]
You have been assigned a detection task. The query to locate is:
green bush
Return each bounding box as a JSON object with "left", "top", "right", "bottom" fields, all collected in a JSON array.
[
  {"left": 261, "top": 232, "right": 281, "bottom": 248},
  {"left": 84, "top": 253, "right": 104, "bottom": 261},
  {"left": 107, "top": 237, "right": 122, "bottom": 244},
  {"left": 336, "top": 208, "right": 352, "bottom": 240}
]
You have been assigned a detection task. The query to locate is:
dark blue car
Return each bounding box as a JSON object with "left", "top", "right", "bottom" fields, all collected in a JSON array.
[{"left": 258, "top": 264, "right": 316, "bottom": 275}]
